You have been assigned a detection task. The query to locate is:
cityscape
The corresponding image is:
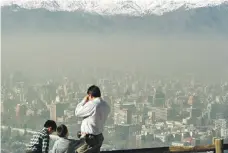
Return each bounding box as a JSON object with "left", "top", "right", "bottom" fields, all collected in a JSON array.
[
  {"left": 1, "top": 0, "right": 228, "bottom": 153},
  {"left": 1, "top": 69, "right": 228, "bottom": 152}
]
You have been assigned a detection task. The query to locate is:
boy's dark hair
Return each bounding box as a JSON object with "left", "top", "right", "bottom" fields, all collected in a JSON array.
[
  {"left": 57, "top": 124, "right": 68, "bottom": 137},
  {"left": 87, "top": 85, "right": 101, "bottom": 97},
  {"left": 44, "top": 120, "right": 57, "bottom": 131}
]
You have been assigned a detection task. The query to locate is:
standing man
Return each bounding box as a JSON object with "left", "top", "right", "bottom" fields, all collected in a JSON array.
[
  {"left": 75, "top": 85, "right": 110, "bottom": 153},
  {"left": 26, "top": 120, "right": 57, "bottom": 153}
]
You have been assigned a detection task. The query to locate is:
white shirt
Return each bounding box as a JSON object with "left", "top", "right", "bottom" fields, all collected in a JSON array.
[{"left": 75, "top": 97, "right": 110, "bottom": 135}]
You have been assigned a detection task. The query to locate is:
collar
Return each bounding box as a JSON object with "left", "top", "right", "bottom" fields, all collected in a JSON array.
[
  {"left": 92, "top": 97, "right": 102, "bottom": 102},
  {"left": 87, "top": 97, "right": 101, "bottom": 103}
]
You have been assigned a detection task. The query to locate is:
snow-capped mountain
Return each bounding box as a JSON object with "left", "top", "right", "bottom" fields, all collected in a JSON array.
[
  {"left": 1, "top": 0, "right": 228, "bottom": 16},
  {"left": 1, "top": 0, "right": 228, "bottom": 35}
]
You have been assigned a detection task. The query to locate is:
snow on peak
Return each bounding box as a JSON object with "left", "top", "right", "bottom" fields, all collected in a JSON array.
[{"left": 1, "top": 0, "right": 228, "bottom": 16}]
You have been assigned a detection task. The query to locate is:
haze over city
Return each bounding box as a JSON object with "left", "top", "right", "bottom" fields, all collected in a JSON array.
[{"left": 1, "top": 0, "right": 228, "bottom": 153}]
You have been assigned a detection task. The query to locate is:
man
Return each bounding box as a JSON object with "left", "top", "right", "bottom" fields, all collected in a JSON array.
[
  {"left": 75, "top": 85, "right": 110, "bottom": 153},
  {"left": 26, "top": 120, "right": 57, "bottom": 153}
]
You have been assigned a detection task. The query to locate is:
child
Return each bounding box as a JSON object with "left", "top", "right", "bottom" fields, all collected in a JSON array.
[
  {"left": 26, "top": 120, "right": 57, "bottom": 153},
  {"left": 51, "top": 124, "right": 80, "bottom": 153}
]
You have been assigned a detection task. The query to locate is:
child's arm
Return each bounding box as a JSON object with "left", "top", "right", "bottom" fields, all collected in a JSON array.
[{"left": 42, "top": 134, "right": 50, "bottom": 153}]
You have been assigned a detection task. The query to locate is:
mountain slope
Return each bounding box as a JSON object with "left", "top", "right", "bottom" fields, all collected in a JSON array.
[
  {"left": 1, "top": 0, "right": 228, "bottom": 16},
  {"left": 1, "top": 1, "right": 228, "bottom": 35}
]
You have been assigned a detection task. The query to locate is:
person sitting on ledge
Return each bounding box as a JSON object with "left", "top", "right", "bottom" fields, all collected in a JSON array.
[
  {"left": 51, "top": 124, "right": 81, "bottom": 153},
  {"left": 26, "top": 120, "right": 57, "bottom": 153}
]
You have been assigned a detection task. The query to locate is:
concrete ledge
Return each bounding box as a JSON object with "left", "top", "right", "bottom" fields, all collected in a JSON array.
[{"left": 102, "top": 143, "right": 228, "bottom": 153}]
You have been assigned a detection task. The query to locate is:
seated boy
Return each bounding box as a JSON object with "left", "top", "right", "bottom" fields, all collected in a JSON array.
[
  {"left": 51, "top": 124, "right": 80, "bottom": 153},
  {"left": 26, "top": 120, "right": 57, "bottom": 153}
]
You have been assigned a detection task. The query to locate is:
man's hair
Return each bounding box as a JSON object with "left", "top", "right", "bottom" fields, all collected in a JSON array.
[
  {"left": 56, "top": 124, "right": 68, "bottom": 137},
  {"left": 87, "top": 85, "right": 101, "bottom": 97},
  {"left": 44, "top": 120, "right": 57, "bottom": 131}
]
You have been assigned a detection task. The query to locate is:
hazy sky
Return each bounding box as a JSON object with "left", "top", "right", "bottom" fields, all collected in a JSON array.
[
  {"left": 2, "top": 4, "right": 228, "bottom": 80},
  {"left": 2, "top": 33, "right": 228, "bottom": 80}
]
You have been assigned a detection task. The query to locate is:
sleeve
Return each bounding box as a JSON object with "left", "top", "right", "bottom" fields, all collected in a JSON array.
[
  {"left": 42, "top": 134, "right": 50, "bottom": 153},
  {"left": 75, "top": 100, "right": 96, "bottom": 118},
  {"left": 50, "top": 141, "right": 58, "bottom": 153}
]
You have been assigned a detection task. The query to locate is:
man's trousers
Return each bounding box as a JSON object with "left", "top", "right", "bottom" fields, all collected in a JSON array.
[{"left": 76, "top": 133, "right": 104, "bottom": 153}]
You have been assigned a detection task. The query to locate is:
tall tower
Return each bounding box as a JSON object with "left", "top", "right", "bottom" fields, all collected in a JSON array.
[
  {"left": 153, "top": 89, "right": 165, "bottom": 107},
  {"left": 188, "top": 96, "right": 194, "bottom": 106},
  {"left": 50, "top": 104, "right": 57, "bottom": 122},
  {"left": 16, "top": 104, "right": 21, "bottom": 121},
  {"left": 15, "top": 104, "right": 27, "bottom": 125}
]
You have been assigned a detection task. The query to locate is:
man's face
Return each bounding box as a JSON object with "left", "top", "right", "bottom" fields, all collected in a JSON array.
[{"left": 88, "top": 94, "right": 93, "bottom": 101}]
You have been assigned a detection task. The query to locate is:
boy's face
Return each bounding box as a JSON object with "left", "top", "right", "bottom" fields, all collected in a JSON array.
[{"left": 47, "top": 127, "right": 54, "bottom": 134}]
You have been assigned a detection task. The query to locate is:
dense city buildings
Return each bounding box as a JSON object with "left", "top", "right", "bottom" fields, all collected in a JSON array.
[{"left": 1, "top": 69, "right": 228, "bottom": 152}]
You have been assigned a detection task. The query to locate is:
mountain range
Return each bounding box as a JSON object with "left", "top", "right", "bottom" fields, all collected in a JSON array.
[{"left": 1, "top": 0, "right": 228, "bottom": 35}]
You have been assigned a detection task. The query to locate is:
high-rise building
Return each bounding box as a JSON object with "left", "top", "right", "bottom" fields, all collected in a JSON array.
[
  {"left": 114, "top": 108, "right": 132, "bottom": 124},
  {"left": 209, "top": 103, "right": 228, "bottom": 119},
  {"left": 50, "top": 102, "right": 69, "bottom": 122},
  {"left": 16, "top": 104, "right": 20, "bottom": 119},
  {"left": 189, "top": 106, "right": 201, "bottom": 119},
  {"left": 221, "top": 128, "right": 228, "bottom": 138},
  {"left": 147, "top": 111, "right": 156, "bottom": 122},
  {"left": 148, "top": 107, "right": 175, "bottom": 121},
  {"left": 153, "top": 90, "right": 165, "bottom": 107},
  {"left": 188, "top": 96, "right": 193, "bottom": 105},
  {"left": 132, "top": 114, "right": 141, "bottom": 125},
  {"left": 147, "top": 95, "right": 154, "bottom": 104},
  {"left": 215, "top": 119, "right": 227, "bottom": 129},
  {"left": 56, "top": 103, "right": 69, "bottom": 117},
  {"left": 50, "top": 104, "right": 57, "bottom": 121},
  {"left": 15, "top": 104, "right": 27, "bottom": 122},
  {"left": 188, "top": 95, "right": 202, "bottom": 108}
]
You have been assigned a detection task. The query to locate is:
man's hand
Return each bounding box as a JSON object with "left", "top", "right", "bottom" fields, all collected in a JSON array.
[
  {"left": 77, "top": 131, "right": 81, "bottom": 138},
  {"left": 83, "top": 95, "right": 89, "bottom": 102}
]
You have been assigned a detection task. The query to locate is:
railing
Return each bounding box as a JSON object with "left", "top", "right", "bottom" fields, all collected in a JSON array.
[{"left": 102, "top": 138, "right": 227, "bottom": 153}]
